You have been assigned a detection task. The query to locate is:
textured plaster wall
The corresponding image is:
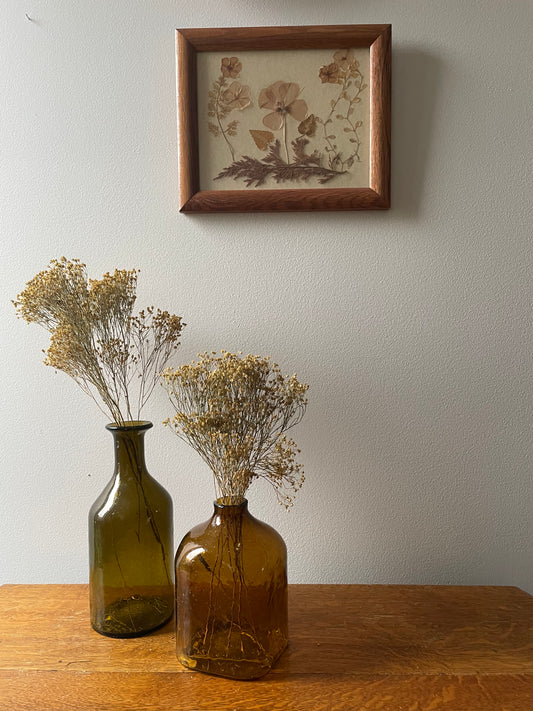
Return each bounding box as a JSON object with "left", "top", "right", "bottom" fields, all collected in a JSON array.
[{"left": 1, "top": 1, "right": 532, "bottom": 592}]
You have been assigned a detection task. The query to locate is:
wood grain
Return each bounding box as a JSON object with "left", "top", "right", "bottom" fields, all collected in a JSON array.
[
  {"left": 176, "top": 29, "right": 199, "bottom": 210},
  {"left": 175, "top": 25, "right": 391, "bottom": 213},
  {"left": 180, "top": 187, "right": 389, "bottom": 214},
  {"left": 1, "top": 584, "right": 532, "bottom": 710},
  {"left": 177, "top": 25, "right": 392, "bottom": 52},
  {"left": 369, "top": 25, "right": 391, "bottom": 204},
  {"left": 2, "top": 671, "right": 533, "bottom": 711}
]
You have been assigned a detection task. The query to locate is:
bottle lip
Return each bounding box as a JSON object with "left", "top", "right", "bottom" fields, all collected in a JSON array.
[
  {"left": 214, "top": 496, "right": 248, "bottom": 509},
  {"left": 105, "top": 420, "right": 153, "bottom": 432}
]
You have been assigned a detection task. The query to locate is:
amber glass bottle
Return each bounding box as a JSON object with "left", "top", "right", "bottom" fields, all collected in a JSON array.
[
  {"left": 89, "top": 421, "right": 174, "bottom": 637},
  {"left": 175, "top": 498, "right": 288, "bottom": 679}
]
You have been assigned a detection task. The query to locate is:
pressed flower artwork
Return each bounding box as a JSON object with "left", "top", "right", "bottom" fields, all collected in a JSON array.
[{"left": 197, "top": 47, "right": 370, "bottom": 191}]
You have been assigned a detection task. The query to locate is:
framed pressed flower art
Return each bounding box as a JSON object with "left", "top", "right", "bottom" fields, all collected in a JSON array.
[{"left": 176, "top": 25, "right": 391, "bottom": 212}]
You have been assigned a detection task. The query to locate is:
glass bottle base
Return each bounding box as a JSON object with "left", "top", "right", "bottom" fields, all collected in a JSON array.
[
  {"left": 91, "top": 594, "right": 173, "bottom": 638},
  {"left": 178, "top": 624, "right": 287, "bottom": 679}
]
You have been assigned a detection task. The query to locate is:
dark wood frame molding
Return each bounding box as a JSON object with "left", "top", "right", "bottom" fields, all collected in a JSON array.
[{"left": 177, "top": 24, "right": 391, "bottom": 213}]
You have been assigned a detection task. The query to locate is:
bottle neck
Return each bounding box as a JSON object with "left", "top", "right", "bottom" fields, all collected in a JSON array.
[
  {"left": 106, "top": 421, "right": 152, "bottom": 480},
  {"left": 212, "top": 497, "right": 249, "bottom": 525}
]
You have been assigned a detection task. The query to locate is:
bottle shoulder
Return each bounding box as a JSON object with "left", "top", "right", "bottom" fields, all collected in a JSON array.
[
  {"left": 175, "top": 508, "right": 287, "bottom": 567},
  {"left": 89, "top": 471, "right": 172, "bottom": 521}
]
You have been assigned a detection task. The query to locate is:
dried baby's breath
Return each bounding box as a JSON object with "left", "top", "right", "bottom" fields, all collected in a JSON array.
[
  {"left": 13, "top": 257, "right": 184, "bottom": 424},
  {"left": 162, "top": 351, "right": 308, "bottom": 508}
]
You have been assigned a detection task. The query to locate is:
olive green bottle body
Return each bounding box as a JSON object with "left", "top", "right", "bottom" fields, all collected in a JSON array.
[
  {"left": 175, "top": 499, "right": 288, "bottom": 679},
  {"left": 89, "top": 421, "right": 174, "bottom": 637}
]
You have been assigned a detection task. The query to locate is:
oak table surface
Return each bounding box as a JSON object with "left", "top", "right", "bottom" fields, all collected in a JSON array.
[{"left": 0, "top": 584, "right": 532, "bottom": 711}]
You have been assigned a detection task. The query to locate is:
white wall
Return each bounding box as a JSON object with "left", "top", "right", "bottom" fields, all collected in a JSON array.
[{"left": 1, "top": 1, "right": 532, "bottom": 592}]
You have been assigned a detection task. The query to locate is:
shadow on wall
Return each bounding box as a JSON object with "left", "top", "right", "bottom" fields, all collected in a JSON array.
[
  {"left": 391, "top": 47, "right": 441, "bottom": 217},
  {"left": 184, "top": 46, "right": 442, "bottom": 229}
]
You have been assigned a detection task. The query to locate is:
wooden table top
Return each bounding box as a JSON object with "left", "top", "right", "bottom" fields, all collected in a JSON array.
[{"left": 0, "top": 584, "right": 532, "bottom": 710}]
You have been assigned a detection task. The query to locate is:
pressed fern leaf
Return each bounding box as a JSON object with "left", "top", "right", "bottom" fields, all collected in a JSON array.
[{"left": 214, "top": 139, "right": 345, "bottom": 187}]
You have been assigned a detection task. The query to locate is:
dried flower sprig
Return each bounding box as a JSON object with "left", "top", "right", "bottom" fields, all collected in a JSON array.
[
  {"left": 318, "top": 49, "right": 367, "bottom": 171},
  {"left": 162, "top": 351, "right": 308, "bottom": 508},
  {"left": 208, "top": 56, "right": 251, "bottom": 161},
  {"left": 13, "top": 257, "right": 184, "bottom": 424}
]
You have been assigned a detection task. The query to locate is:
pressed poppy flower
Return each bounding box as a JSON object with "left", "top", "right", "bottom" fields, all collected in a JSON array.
[
  {"left": 221, "top": 57, "right": 242, "bottom": 78},
  {"left": 319, "top": 62, "right": 341, "bottom": 84},
  {"left": 258, "top": 81, "right": 308, "bottom": 131},
  {"left": 222, "top": 82, "right": 251, "bottom": 110}
]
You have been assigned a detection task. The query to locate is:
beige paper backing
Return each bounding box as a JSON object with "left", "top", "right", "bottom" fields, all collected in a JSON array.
[{"left": 196, "top": 47, "right": 370, "bottom": 191}]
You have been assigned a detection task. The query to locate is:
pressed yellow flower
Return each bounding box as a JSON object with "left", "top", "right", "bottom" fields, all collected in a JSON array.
[
  {"left": 221, "top": 57, "right": 242, "bottom": 78},
  {"left": 221, "top": 81, "right": 251, "bottom": 111},
  {"left": 319, "top": 62, "right": 341, "bottom": 84},
  {"left": 333, "top": 49, "right": 358, "bottom": 71}
]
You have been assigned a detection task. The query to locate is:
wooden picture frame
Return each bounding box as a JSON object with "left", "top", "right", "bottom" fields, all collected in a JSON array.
[{"left": 176, "top": 25, "right": 391, "bottom": 213}]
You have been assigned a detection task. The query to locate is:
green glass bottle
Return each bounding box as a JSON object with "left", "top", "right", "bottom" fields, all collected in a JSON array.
[
  {"left": 175, "top": 498, "right": 288, "bottom": 679},
  {"left": 89, "top": 421, "right": 174, "bottom": 637}
]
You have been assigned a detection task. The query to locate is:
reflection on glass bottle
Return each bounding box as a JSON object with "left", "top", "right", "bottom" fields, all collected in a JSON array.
[{"left": 89, "top": 421, "right": 174, "bottom": 637}]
